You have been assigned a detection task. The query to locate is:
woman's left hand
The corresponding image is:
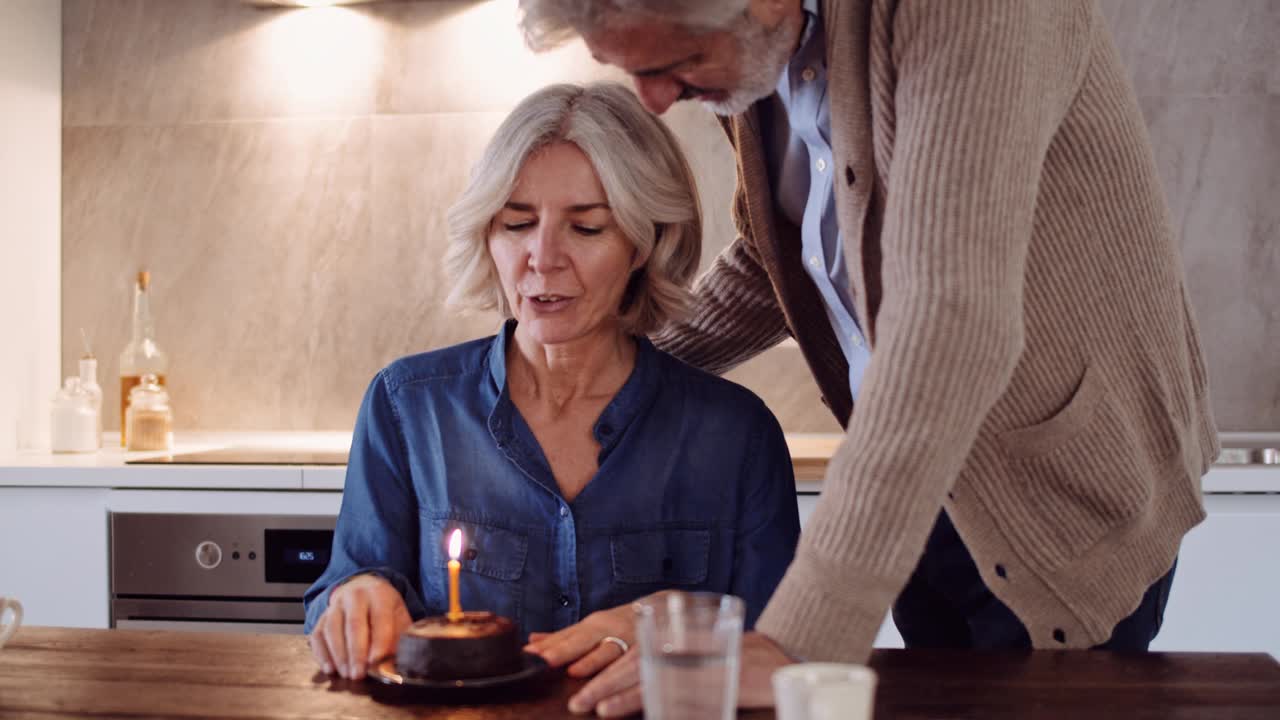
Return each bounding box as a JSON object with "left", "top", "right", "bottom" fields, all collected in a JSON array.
[{"left": 524, "top": 603, "right": 635, "bottom": 678}]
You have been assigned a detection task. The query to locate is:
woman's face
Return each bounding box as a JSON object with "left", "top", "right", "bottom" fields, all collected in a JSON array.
[{"left": 489, "top": 142, "right": 639, "bottom": 347}]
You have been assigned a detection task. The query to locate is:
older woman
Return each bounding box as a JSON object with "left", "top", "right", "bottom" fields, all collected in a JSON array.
[{"left": 304, "top": 83, "right": 798, "bottom": 683}]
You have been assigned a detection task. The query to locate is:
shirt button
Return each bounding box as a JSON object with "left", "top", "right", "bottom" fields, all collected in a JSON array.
[
  {"left": 801, "top": 67, "right": 816, "bottom": 82},
  {"left": 559, "top": 505, "right": 569, "bottom": 518},
  {"left": 851, "top": 334, "right": 863, "bottom": 348},
  {"left": 808, "top": 256, "right": 820, "bottom": 268},
  {"left": 815, "top": 157, "right": 827, "bottom": 173},
  {"left": 558, "top": 594, "right": 571, "bottom": 607}
]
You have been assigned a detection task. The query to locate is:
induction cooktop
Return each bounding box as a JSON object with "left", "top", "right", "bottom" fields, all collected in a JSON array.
[{"left": 125, "top": 447, "right": 348, "bottom": 465}]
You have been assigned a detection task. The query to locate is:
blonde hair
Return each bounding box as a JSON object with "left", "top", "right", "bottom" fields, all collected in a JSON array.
[{"left": 444, "top": 83, "right": 702, "bottom": 336}]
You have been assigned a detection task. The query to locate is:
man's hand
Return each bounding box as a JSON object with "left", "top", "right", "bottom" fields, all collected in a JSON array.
[
  {"left": 565, "top": 630, "right": 796, "bottom": 717},
  {"left": 307, "top": 574, "right": 412, "bottom": 681},
  {"left": 525, "top": 603, "right": 635, "bottom": 679}
]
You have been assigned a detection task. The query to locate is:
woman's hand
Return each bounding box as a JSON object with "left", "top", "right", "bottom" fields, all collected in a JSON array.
[
  {"left": 524, "top": 603, "right": 635, "bottom": 678},
  {"left": 565, "top": 630, "right": 795, "bottom": 717},
  {"left": 307, "top": 573, "right": 412, "bottom": 681}
]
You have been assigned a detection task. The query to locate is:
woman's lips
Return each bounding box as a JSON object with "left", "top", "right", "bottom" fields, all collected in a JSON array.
[{"left": 524, "top": 294, "right": 575, "bottom": 314}]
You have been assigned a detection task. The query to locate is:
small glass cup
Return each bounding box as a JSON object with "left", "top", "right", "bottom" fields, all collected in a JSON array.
[
  {"left": 634, "top": 592, "right": 744, "bottom": 720},
  {"left": 125, "top": 373, "right": 173, "bottom": 451},
  {"left": 773, "top": 663, "right": 878, "bottom": 720}
]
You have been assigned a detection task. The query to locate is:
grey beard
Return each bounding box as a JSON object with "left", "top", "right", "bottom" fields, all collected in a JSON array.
[{"left": 702, "top": 8, "right": 803, "bottom": 116}]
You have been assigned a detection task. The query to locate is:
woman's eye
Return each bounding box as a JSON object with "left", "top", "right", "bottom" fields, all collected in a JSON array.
[
  {"left": 573, "top": 225, "right": 604, "bottom": 236},
  {"left": 503, "top": 221, "right": 534, "bottom": 231}
]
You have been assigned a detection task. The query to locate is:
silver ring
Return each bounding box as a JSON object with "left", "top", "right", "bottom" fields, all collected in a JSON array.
[{"left": 600, "top": 635, "right": 629, "bottom": 654}]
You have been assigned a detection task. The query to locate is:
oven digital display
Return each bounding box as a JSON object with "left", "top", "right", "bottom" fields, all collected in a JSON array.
[{"left": 264, "top": 529, "right": 334, "bottom": 584}]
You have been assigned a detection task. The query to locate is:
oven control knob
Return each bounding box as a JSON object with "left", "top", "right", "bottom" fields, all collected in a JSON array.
[{"left": 194, "top": 540, "right": 223, "bottom": 569}]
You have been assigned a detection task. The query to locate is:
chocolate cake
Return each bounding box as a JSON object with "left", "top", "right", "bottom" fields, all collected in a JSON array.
[{"left": 395, "top": 611, "right": 522, "bottom": 680}]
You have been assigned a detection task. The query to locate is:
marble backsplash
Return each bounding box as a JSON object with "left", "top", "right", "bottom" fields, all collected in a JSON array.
[{"left": 62, "top": 0, "right": 1278, "bottom": 433}]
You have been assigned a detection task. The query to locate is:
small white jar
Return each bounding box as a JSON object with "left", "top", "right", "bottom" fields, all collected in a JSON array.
[{"left": 51, "top": 377, "right": 100, "bottom": 453}]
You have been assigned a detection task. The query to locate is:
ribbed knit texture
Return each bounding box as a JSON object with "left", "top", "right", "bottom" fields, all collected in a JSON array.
[{"left": 652, "top": 0, "right": 1218, "bottom": 662}]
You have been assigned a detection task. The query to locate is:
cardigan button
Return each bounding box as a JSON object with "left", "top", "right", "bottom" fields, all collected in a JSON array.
[
  {"left": 995, "top": 564, "right": 1008, "bottom": 579},
  {"left": 1053, "top": 628, "right": 1067, "bottom": 643},
  {"left": 845, "top": 165, "right": 856, "bottom": 186}
]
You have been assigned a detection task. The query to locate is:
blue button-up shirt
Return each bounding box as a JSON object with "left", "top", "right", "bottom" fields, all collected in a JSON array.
[
  {"left": 304, "top": 322, "right": 799, "bottom": 637},
  {"left": 766, "top": 0, "right": 873, "bottom": 399}
]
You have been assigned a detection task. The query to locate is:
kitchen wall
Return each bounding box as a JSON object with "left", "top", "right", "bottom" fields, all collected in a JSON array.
[
  {"left": 60, "top": 0, "right": 832, "bottom": 434},
  {"left": 61, "top": 0, "right": 1279, "bottom": 435},
  {"left": 1102, "top": 0, "right": 1280, "bottom": 431},
  {"left": 3, "top": 0, "right": 61, "bottom": 452}
]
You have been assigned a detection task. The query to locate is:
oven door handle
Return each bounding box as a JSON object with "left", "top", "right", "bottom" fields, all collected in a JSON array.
[
  {"left": 112, "top": 597, "right": 306, "bottom": 626},
  {"left": 114, "top": 619, "right": 306, "bottom": 634}
]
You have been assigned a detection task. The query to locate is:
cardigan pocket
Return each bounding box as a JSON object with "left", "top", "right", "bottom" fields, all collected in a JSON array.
[
  {"left": 995, "top": 367, "right": 1156, "bottom": 571},
  {"left": 998, "top": 364, "right": 1104, "bottom": 459}
]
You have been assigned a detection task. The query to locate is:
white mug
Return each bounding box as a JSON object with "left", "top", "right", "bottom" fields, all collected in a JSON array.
[
  {"left": 773, "top": 663, "right": 878, "bottom": 720},
  {"left": 0, "top": 597, "right": 23, "bottom": 648}
]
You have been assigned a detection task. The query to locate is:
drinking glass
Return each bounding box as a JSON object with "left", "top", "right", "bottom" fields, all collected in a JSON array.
[
  {"left": 635, "top": 592, "right": 744, "bottom": 720},
  {"left": 0, "top": 597, "right": 23, "bottom": 649}
]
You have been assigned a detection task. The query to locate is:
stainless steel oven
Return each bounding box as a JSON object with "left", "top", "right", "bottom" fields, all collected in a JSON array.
[{"left": 110, "top": 512, "right": 336, "bottom": 634}]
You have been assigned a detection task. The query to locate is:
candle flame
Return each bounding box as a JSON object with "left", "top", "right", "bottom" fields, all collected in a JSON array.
[{"left": 448, "top": 529, "right": 462, "bottom": 560}]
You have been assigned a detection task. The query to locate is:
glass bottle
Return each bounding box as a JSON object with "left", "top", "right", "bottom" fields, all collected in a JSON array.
[
  {"left": 125, "top": 374, "right": 173, "bottom": 452},
  {"left": 119, "top": 270, "right": 168, "bottom": 447},
  {"left": 79, "top": 353, "right": 102, "bottom": 449}
]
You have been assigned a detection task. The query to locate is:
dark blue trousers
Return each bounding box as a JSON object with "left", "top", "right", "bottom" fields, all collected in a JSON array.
[{"left": 892, "top": 511, "right": 1176, "bottom": 651}]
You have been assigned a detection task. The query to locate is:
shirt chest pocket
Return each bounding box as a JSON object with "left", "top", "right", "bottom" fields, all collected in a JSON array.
[
  {"left": 426, "top": 517, "right": 529, "bottom": 624},
  {"left": 610, "top": 527, "right": 711, "bottom": 588}
]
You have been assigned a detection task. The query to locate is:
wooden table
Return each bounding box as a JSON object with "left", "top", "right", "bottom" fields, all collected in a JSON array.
[{"left": 2, "top": 627, "right": 1278, "bottom": 718}]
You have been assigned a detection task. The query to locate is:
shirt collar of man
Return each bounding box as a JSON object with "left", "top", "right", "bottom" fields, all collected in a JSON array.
[{"left": 776, "top": 0, "right": 822, "bottom": 97}]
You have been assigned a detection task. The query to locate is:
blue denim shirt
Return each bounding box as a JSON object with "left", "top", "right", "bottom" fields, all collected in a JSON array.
[{"left": 304, "top": 322, "right": 799, "bottom": 638}]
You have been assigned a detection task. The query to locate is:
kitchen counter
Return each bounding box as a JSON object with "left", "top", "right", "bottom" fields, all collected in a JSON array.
[
  {"left": 0, "top": 432, "right": 350, "bottom": 490},
  {"left": 1, "top": 431, "right": 1276, "bottom": 492},
  {"left": 3, "top": 626, "right": 1278, "bottom": 719}
]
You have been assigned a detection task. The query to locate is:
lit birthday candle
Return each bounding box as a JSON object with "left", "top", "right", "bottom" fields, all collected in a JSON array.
[{"left": 447, "top": 529, "right": 463, "bottom": 621}]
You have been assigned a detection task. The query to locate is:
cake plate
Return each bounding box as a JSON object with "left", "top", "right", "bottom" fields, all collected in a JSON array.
[{"left": 366, "top": 651, "right": 550, "bottom": 704}]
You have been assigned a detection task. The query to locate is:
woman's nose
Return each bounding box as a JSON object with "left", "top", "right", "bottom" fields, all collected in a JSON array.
[
  {"left": 633, "top": 75, "right": 682, "bottom": 115},
  {"left": 527, "top": 224, "right": 567, "bottom": 273}
]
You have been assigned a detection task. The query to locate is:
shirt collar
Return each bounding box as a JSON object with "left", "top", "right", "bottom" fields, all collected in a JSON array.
[
  {"left": 485, "top": 319, "right": 662, "bottom": 458},
  {"left": 801, "top": 0, "right": 821, "bottom": 42},
  {"left": 775, "top": 0, "right": 824, "bottom": 99}
]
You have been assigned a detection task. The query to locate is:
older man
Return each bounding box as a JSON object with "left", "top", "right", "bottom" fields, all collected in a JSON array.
[{"left": 518, "top": 0, "right": 1219, "bottom": 715}]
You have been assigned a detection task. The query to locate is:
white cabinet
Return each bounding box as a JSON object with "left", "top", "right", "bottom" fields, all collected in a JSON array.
[
  {"left": 1152, "top": 494, "right": 1280, "bottom": 655},
  {"left": 0, "top": 487, "right": 110, "bottom": 628}
]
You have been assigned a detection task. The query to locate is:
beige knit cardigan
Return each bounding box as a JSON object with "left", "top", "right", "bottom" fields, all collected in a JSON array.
[{"left": 653, "top": 0, "right": 1218, "bottom": 661}]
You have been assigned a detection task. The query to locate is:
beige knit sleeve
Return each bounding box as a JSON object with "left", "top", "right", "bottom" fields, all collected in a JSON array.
[
  {"left": 650, "top": 235, "right": 790, "bottom": 375},
  {"left": 755, "top": 0, "right": 1086, "bottom": 661}
]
